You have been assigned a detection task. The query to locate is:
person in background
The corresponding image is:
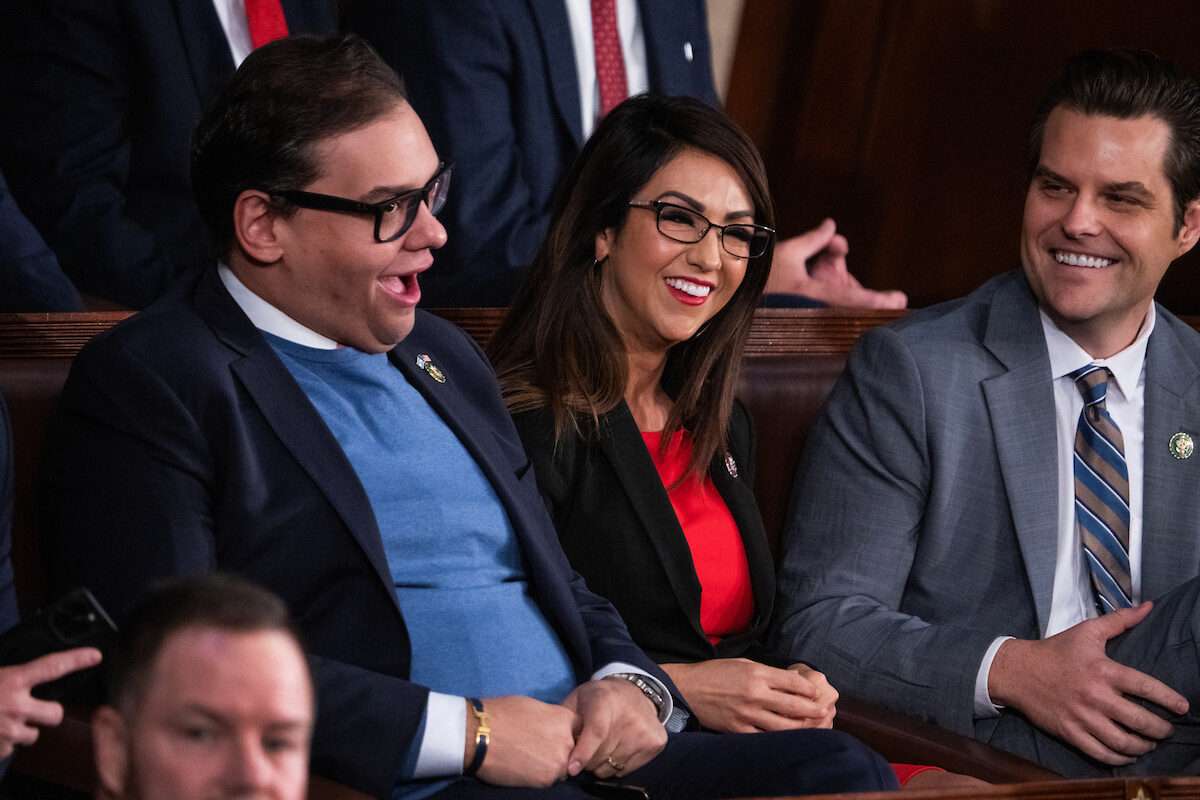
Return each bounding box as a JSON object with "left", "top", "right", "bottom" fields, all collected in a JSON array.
[
  {"left": 92, "top": 574, "right": 313, "bottom": 800},
  {"left": 0, "top": 392, "right": 101, "bottom": 763},
  {"left": 0, "top": 170, "right": 81, "bottom": 311},
  {"left": 0, "top": 2, "right": 336, "bottom": 308},
  {"left": 349, "top": 0, "right": 905, "bottom": 310}
]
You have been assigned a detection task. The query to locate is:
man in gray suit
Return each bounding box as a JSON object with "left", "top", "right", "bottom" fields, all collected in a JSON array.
[{"left": 775, "top": 49, "right": 1200, "bottom": 776}]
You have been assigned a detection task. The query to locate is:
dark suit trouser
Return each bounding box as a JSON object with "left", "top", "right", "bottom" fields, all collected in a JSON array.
[
  {"left": 432, "top": 729, "right": 898, "bottom": 797},
  {"left": 984, "top": 575, "right": 1200, "bottom": 777}
]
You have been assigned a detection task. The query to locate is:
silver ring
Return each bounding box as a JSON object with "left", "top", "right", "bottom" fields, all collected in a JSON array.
[{"left": 605, "top": 755, "right": 625, "bottom": 773}]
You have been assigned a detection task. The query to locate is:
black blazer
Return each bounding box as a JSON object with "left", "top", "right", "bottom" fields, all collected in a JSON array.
[
  {"left": 0, "top": 1, "right": 336, "bottom": 308},
  {"left": 43, "top": 267, "right": 668, "bottom": 796},
  {"left": 513, "top": 400, "right": 780, "bottom": 666}
]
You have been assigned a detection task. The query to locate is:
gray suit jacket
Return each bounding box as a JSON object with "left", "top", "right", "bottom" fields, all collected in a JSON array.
[{"left": 773, "top": 270, "right": 1200, "bottom": 739}]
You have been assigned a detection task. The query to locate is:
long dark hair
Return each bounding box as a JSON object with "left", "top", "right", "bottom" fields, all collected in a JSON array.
[{"left": 490, "top": 94, "right": 774, "bottom": 479}]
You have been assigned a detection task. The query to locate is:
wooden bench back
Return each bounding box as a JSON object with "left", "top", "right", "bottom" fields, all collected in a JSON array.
[
  {"left": 0, "top": 308, "right": 1060, "bottom": 791},
  {"left": 0, "top": 308, "right": 900, "bottom": 611}
]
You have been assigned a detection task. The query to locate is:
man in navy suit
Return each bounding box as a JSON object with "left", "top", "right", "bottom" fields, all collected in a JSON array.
[
  {"left": 45, "top": 34, "right": 894, "bottom": 798},
  {"left": 349, "top": 0, "right": 906, "bottom": 310},
  {"left": 0, "top": 170, "right": 80, "bottom": 311},
  {"left": 0, "top": 1, "right": 336, "bottom": 308}
]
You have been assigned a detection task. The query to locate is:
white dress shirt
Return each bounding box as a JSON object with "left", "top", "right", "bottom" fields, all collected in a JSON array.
[
  {"left": 564, "top": 0, "right": 650, "bottom": 139},
  {"left": 210, "top": 0, "right": 255, "bottom": 67},
  {"left": 973, "top": 305, "right": 1154, "bottom": 717},
  {"left": 218, "top": 264, "right": 672, "bottom": 775}
]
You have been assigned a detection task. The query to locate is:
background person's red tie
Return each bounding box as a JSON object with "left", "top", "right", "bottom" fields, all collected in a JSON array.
[
  {"left": 591, "top": 0, "right": 628, "bottom": 117},
  {"left": 245, "top": 0, "right": 289, "bottom": 49}
]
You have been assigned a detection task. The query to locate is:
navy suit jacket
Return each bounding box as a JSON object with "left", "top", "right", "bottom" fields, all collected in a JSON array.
[
  {"left": 349, "top": 0, "right": 718, "bottom": 306},
  {"left": 0, "top": 395, "right": 17, "bottom": 635},
  {"left": 0, "top": 170, "right": 80, "bottom": 312},
  {"left": 44, "top": 268, "right": 669, "bottom": 796},
  {"left": 0, "top": 2, "right": 335, "bottom": 308}
]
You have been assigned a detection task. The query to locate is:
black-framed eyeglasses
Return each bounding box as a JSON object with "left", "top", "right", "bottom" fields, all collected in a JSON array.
[
  {"left": 627, "top": 200, "right": 774, "bottom": 259},
  {"left": 271, "top": 162, "right": 453, "bottom": 243}
]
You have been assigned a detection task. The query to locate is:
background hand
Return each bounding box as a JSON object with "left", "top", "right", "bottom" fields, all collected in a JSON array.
[
  {"left": 988, "top": 602, "right": 1189, "bottom": 765},
  {"left": 661, "top": 658, "right": 837, "bottom": 733},
  {"left": 765, "top": 218, "right": 907, "bottom": 309},
  {"left": 0, "top": 647, "right": 102, "bottom": 757},
  {"left": 468, "top": 695, "right": 577, "bottom": 788},
  {"left": 561, "top": 678, "right": 666, "bottom": 780}
]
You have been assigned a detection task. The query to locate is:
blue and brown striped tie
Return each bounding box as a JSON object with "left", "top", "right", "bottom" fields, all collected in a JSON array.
[{"left": 1070, "top": 364, "right": 1133, "bottom": 613}]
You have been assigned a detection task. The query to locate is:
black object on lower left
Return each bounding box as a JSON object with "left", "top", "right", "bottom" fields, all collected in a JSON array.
[{"left": 0, "top": 588, "right": 117, "bottom": 703}]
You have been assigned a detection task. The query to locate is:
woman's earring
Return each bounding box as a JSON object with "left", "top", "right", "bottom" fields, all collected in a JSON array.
[{"left": 592, "top": 256, "right": 607, "bottom": 269}]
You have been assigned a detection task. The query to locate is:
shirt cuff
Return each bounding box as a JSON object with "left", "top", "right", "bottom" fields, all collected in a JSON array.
[
  {"left": 974, "top": 636, "right": 1013, "bottom": 718},
  {"left": 412, "top": 692, "right": 468, "bottom": 778},
  {"left": 592, "top": 661, "right": 675, "bottom": 727}
]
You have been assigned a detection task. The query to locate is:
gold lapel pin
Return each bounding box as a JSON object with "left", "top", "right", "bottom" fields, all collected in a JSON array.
[
  {"left": 415, "top": 353, "right": 446, "bottom": 384},
  {"left": 724, "top": 452, "right": 739, "bottom": 478},
  {"left": 1169, "top": 432, "right": 1194, "bottom": 460}
]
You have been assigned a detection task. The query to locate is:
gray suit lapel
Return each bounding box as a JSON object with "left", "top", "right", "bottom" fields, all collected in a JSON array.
[
  {"left": 1141, "top": 310, "right": 1200, "bottom": 599},
  {"left": 981, "top": 274, "right": 1059, "bottom": 634}
]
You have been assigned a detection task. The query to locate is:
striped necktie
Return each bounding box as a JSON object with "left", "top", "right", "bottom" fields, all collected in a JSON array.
[{"left": 1070, "top": 364, "right": 1133, "bottom": 613}]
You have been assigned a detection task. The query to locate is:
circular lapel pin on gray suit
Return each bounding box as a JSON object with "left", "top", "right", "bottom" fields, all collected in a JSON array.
[{"left": 1169, "top": 432, "right": 1194, "bottom": 460}]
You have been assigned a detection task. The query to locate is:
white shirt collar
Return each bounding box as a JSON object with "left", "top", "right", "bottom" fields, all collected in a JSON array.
[
  {"left": 210, "top": 0, "right": 253, "bottom": 67},
  {"left": 1039, "top": 304, "right": 1155, "bottom": 399},
  {"left": 218, "top": 263, "right": 340, "bottom": 350}
]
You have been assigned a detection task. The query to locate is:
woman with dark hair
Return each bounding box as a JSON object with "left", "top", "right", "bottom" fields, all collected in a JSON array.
[
  {"left": 491, "top": 94, "right": 975, "bottom": 788},
  {"left": 491, "top": 92, "right": 811, "bottom": 725}
]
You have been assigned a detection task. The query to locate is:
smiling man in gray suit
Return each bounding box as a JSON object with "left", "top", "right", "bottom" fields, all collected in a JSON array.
[{"left": 775, "top": 49, "right": 1200, "bottom": 777}]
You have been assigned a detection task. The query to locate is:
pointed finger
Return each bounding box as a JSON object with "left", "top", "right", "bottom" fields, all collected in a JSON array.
[{"left": 11, "top": 648, "right": 102, "bottom": 689}]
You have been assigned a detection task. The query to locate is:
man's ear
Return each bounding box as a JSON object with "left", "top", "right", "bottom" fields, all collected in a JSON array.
[
  {"left": 92, "top": 706, "right": 131, "bottom": 798},
  {"left": 233, "top": 190, "right": 285, "bottom": 265},
  {"left": 1176, "top": 198, "right": 1200, "bottom": 257}
]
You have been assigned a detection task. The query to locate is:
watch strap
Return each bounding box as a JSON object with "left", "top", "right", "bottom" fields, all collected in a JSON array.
[
  {"left": 606, "top": 672, "right": 669, "bottom": 724},
  {"left": 464, "top": 697, "right": 490, "bottom": 776}
]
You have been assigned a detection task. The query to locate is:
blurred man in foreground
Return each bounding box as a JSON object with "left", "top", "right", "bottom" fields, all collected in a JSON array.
[{"left": 92, "top": 575, "right": 313, "bottom": 800}]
